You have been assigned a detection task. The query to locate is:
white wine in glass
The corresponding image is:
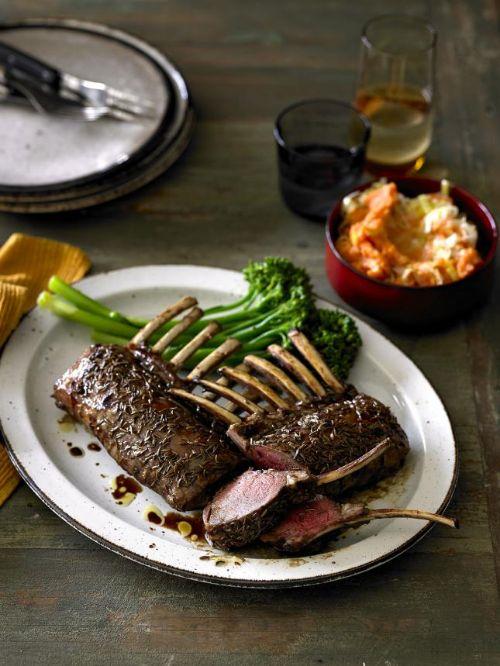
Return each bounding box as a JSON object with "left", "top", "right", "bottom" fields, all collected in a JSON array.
[{"left": 355, "top": 16, "right": 436, "bottom": 176}]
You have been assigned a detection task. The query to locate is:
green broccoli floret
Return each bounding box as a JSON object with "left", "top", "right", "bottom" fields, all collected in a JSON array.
[{"left": 303, "top": 308, "right": 361, "bottom": 381}]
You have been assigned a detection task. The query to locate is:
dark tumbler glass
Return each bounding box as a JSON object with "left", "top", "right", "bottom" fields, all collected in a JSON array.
[{"left": 274, "top": 99, "right": 371, "bottom": 221}]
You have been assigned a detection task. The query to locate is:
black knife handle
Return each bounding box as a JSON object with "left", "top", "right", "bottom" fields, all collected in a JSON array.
[{"left": 0, "top": 41, "right": 61, "bottom": 91}]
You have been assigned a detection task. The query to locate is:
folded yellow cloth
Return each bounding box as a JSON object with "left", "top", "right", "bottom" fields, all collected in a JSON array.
[{"left": 0, "top": 233, "right": 90, "bottom": 506}]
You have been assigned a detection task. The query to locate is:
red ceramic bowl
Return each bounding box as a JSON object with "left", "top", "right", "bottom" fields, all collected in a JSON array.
[{"left": 325, "top": 177, "right": 497, "bottom": 329}]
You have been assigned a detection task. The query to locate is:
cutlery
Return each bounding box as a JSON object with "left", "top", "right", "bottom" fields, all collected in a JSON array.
[
  {"left": 0, "top": 41, "right": 155, "bottom": 120},
  {"left": 0, "top": 77, "right": 137, "bottom": 122}
]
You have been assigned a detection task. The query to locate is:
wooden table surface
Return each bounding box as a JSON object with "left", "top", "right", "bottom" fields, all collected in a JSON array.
[{"left": 1, "top": 1, "right": 498, "bottom": 664}]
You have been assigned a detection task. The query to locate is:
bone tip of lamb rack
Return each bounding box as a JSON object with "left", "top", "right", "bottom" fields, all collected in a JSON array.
[
  {"left": 169, "top": 321, "right": 221, "bottom": 368},
  {"left": 267, "top": 343, "right": 327, "bottom": 398},
  {"left": 287, "top": 329, "right": 344, "bottom": 393},
  {"left": 169, "top": 387, "right": 242, "bottom": 425},
  {"left": 219, "top": 365, "right": 292, "bottom": 410},
  {"left": 360, "top": 508, "right": 458, "bottom": 530},
  {"left": 196, "top": 378, "right": 264, "bottom": 415},
  {"left": 243, "top": 353, "right": 309, "bottom": 402},
  {"left": 128, "top": 297, "right": 226, "bottom": 372},
  {"left": 130, "top": 295, "right": 198, "bottom": 345},
  {"left": 316, "top": 437, "right": 392, "bottom": 486},
  {"left": 187, "top": 338, "right": 242, "bottom": 381},
  {"left": 151, "top": 306, "right": 205, "bottom": 354}
]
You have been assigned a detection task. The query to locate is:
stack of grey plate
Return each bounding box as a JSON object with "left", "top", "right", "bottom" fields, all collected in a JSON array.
[{"left": 0, "top": 19, "right": 194, "bottom": 213}]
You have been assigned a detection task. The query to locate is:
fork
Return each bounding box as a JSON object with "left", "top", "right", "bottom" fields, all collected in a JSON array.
[
  {"left": 0, "top": 78, "right": 138, "bottom": 122},
  {"left": 0, "top": 41, "right": 155, "bottom": 120}
]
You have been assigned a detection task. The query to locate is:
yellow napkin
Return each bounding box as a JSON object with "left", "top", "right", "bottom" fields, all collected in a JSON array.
[{"left": 0, "top": 233, "right": 90, "bottom": 506}]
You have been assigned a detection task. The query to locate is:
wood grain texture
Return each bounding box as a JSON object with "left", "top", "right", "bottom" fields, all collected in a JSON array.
[{"left": 0, "top": 1, "right": 499, "bottom": 664}]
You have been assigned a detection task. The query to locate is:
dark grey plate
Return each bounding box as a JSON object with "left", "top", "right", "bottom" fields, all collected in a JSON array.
[{"left": 0, "top": 19, "right": 194, "bottom": 212}]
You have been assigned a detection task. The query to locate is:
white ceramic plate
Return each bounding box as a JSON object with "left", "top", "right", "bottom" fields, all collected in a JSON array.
[{"left": 0, "top": 266, "right": 457, "bottom": 588}]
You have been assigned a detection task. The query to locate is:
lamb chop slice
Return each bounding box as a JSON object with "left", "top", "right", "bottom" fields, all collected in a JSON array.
[
  {"left": 172, "top": 329, "right": 409, "bottom": 497},
  {"left": 203, "top": 469, "right": 315, "bottom": 550},
  {"left": 203, "top": 439, "right": 391, "bottom": 549},
  {"left": 261, "top": 495, "right": 458, "bottom": 553},
  {"left": 53, "top": 298, "right": 243, "bottom": 511},
  {"left": 228, "top": 393, "right": 409, "bottom": 496}
]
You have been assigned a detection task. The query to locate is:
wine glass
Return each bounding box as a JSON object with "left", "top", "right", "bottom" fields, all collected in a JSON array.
[{"left": 355, "top": 15, "right": 437, "bottom": 176}]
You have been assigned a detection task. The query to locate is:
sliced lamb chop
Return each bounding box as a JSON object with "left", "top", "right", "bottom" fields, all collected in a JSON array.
[
  {"left": 203, "top": 468, "right": 315, "bottom": 550},
  {"left": 261, "top": 495, "right": 458, "bottom": 553},
  {"left": 229, "top": 330, "right": 408, "bottom": 493},
  {"left": 227, "top": 393, "right": 409, "bottom": 496},
  {"left": 203, "top": 439, "right": 391, "bottom": 549},
  {"left": 53, "top": 298, "right": 243, "bottom": 511}
]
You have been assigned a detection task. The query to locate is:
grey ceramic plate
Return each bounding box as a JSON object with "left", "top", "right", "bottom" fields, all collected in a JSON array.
[{"left": 0, "top": 19, "right": 193, "bottom": 212}]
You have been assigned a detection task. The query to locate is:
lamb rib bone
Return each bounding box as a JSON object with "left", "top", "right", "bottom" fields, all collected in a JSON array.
[
  {"left": 151, "top": 306, "right": 204, "bottom": 353},
  {"left": 187, "top": 338, "right": 241, "bottom": 381},
  {"left": 288, "top": 329, "right": 344, "bottom": 393},
  {"left": 197, "top": 379, "right": 264, "bottom": 415},
  {"left": 244, "top": 354, "right": 308, "bottom": 402},
  {"left": 198, "top": 361, "right": 261, "bottom": 413},
  {"left": 267, "top": 344, "right": 326, "bottom": 397},
  {"left": 170, "top": 322, "right": 220, "bottom": 369},
  {"left": 316, "top": 438, "right": 391, "bottom": 485},
  {"left": 131, "top": 296, "right": 197, "bottom": 345},
  {"left": 220, "top": 366, "right": 291, "bottom": 410},
  {"left": 261, "top": 495, "right": 457, "bottom": 553},
  {"left": 169, "top": 388, "right": 241, "bottom": 425}
]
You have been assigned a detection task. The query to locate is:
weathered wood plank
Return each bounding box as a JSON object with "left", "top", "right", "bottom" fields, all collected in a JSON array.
[{"left": 0, "top": 0, "right": 498, "bottom": 664}]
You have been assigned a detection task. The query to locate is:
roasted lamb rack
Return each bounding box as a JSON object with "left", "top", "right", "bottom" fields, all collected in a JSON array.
[
  {"left": 203, "top": 435, "right": 456, "bottom": 551},
  {"left": 172, "top": 330, "right": 455, "bottom": 552},
  {"left": 53, "top": 297, "right": 243, "bottom": 511},
  {"left": 171, "top": 329, "right": 410, "bottom": 497},
  {"left": 261, "top": 495, "right": 458, "bottom": 553},
  {"left": 203, "top": 438, "right": 392, "bottom": 549}
]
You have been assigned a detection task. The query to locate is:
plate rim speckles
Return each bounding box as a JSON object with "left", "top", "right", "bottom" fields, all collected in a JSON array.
[{"left": 0, "top": 265, "right": 458, "bottom": 588}]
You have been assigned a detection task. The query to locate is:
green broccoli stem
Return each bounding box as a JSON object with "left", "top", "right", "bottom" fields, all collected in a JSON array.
[
  {"left": 48, "top": 276, "right": 131, "bottom": 324},
  {"left": 123, "top": 305, "right": 259, "bottom": 337},
  {"left": 167, "top": 308, "right": 272, "bottom": 349},
  {"left": 188, "top": 306, "right": 302, "bottom": 350},
  {"left": 165, "top": 326, "right": 289, "bottom": 364},
  {"left": 47, "top": 276, "right": 286, "bottom": 340},
  {"left": 38, "top": 292, "right": 139, "bottom": 338},
  {"left": 202, "top": 289, "right": 256, "bottom": 316}
]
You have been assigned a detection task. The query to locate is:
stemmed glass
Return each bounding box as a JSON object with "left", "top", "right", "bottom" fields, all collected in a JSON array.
[{"left": 355, "top": 15, "right": 437, "bottom": 175}]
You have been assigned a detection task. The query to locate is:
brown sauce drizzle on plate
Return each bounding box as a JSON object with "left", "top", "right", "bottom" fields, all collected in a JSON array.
[
  {"left": 111, "top": 475, "right": 143, "bottom": 505},
  {"left": 87, "top": 442, "right": 101, "bottom": 452},
  {"left": 144, "top": 505, "right": 205, "bottom": 541},
  {"left": 163, "top": 511, "right": 205, "bottom": 540}
]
